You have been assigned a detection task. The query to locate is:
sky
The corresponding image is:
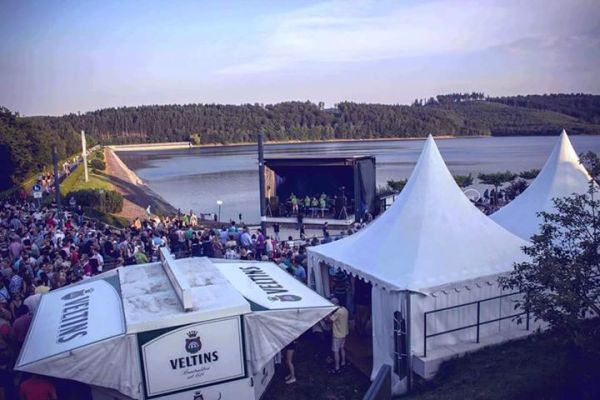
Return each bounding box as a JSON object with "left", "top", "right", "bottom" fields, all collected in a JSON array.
[{"left": 1, "top": 0, "right": 599, "bottom": 116}]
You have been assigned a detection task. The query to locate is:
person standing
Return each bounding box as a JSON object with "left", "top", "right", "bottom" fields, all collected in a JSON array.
[
  {"left": 296, "top": 211, "right": 304, "bottom": 231},
  {"left": 255, "top": 229, "right": 265, "bottom": 260},
  {"left": 284, "top": 339, "right": 297, "bottom": 384},
  {"left": 328, "top": 297, "right": 349, "bottom": 374},
  {"left": 290, "top": 193, "right": 298, "bottom": 215}
]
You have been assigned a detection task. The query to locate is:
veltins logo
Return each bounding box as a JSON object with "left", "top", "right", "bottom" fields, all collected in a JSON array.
[
  {"left": 267, "top": 294, "right": 302, "bottom": 302},
  {"left": 193, "top": 391, "right": 222, "bottom": 400},
  {"left": 185, "top": 330, "right": 202, "bottom": 354},
  {"left": 60, "top": 288, "right": 94, "bottom": 301},
  {"left": 57, "top": 287, "right": 95, "bottom": 343}
]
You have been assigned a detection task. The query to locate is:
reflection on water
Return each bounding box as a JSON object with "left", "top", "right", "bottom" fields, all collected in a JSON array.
[{"left": 118, "top": 136, "right": 600, "bottom": 223}]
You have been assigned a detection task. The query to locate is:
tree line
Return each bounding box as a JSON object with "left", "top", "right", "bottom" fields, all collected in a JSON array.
[
  {"left": 0, "top": 107, "right": 83, "bottom": 191},
  {"left": 24, "top": 94, "right": 600, "bottom": 146},
  {"left": 1, "top": 93, "right": 599, "bottom": 191}
]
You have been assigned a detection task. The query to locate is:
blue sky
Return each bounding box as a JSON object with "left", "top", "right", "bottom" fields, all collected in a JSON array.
[{"left": 1, "top": 0, "right": 599, "bottom": 116}]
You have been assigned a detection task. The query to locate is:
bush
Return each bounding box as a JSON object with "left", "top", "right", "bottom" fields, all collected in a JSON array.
[
  {"left": 70, "top": 189, "right": 123, "bottom": 213},
  {"left": 90, "top": 159, "right": 106, "bottom": 170},
  {"left": 94, "top": 151, "right": 105, "bottom": 161},
  {"left": 83, "top": 207, "right": 128, "bottom": 228}
]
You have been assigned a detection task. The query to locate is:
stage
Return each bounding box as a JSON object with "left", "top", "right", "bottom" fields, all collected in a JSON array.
[
  {"left": 263, "top": 214, "right": 356, "bottom": 229},
  {"left": 261, "top": 155, "right": 377, "bottom": 223}
]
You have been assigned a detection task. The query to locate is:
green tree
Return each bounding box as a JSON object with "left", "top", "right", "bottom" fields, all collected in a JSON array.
[
  {"left": 519, "top": 169, "right": 540, "bottom": 180},
  {"left": 499, "top": 153, "right": 599, "bottom": 348},
  {"left": 90, "top": 159, "right": 106, "bottom": 171},
  {"left": 478, "top": 171, "right": 517, "bottom": 203},
  {"left": 454, "top": 174, "right": 473, "bottom": 188},
  {"left": 505, "top": 178, "right": 529, "bottom": 200},
  {"left": 386, "top": 179, "right": 408, "bottom": 193}
]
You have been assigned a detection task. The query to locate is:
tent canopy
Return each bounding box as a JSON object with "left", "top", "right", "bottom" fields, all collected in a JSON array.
[
  {"left": 308, "top": 135, "right": 529, "bottom": 293},
  {"left": 491, "top": 130, "right": 592, "bottom": 240},
  {"left": 17, "top": 256, "right": 334, "bottom": 399}
]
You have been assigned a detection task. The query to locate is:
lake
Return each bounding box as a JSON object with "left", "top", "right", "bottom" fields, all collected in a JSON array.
[{"left": 117, "top": 136, "right": 600, "bottom": 223}]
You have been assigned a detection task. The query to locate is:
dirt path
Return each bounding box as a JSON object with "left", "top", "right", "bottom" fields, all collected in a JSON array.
[{"left": 104, "top": 148, "right": 177, "bottom": 221}]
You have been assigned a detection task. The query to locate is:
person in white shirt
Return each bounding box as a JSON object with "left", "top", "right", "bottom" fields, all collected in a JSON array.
[{"left": 91, "top": 248, "right": 104, "bottom": 272}]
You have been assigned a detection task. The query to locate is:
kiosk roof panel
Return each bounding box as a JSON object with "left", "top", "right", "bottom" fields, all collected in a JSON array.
[{"left": 120, "top": 259, "right": 250, "bottom": 333}]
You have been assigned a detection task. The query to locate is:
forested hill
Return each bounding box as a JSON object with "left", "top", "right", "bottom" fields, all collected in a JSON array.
[
  {"left": 1, "top": 93, "right": 599, "bottom": 191},
  {"left": 0, "top": 107, "right": 80, "bottom": 191},
  {"left": 25, "top": 93, "right": 600, "bottom": 145}
]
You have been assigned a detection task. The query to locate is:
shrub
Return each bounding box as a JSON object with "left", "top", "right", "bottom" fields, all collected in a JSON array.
[
  {"left": 70, "top": 189, "right": 123, "bottom": 213},
  {"left": 90, "top": 159, "right": 106, "bottom": 170},
  {"left": 94, "top": 151, "right": 105, "bottom": 161}
]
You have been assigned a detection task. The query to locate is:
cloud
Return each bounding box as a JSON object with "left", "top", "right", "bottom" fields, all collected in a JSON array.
[{"left": 218, "top": 0, "right": 600, "bottom": 74}]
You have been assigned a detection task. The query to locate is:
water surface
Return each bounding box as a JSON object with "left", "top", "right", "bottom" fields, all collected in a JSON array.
[{"left": 118, "top": 136, "right": 600, "bottom": 223}]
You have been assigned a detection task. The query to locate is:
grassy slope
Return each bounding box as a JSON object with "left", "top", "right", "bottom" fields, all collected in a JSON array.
[
  {"left": 60, "top": 157, "right": 113, "bottom": 195},
  {"left": 408, "top": 325, "right": 600, "bottom": 400},
  {"left": 60, "top": 152, "right": 128, "bottom": 228}
]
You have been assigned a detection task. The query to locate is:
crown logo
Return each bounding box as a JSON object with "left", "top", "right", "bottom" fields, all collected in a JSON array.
[{"left": 185, "top": 330, "right": 202, "bottom": 354}]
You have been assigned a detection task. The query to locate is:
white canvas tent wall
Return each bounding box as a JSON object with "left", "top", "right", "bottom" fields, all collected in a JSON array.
[
  {"left": 211, "top": 259, "right": 335, "bottom": 374},
  {"left": 17, "top": 251, "right": 334, "bottom": 400},
  {"left": 491, "top": 130, "right": 592, "bottom": 240},
  {"left": 307, "top": 135, "right": 531, "bottom": 394}
]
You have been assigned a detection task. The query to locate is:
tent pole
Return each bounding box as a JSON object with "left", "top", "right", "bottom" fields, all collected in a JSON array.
[
  {"left": 258, "top": 132, "right": 266, "bottom": 233},
  {"left": 405, "top": 290, "right": 413, "bottom": 392}
]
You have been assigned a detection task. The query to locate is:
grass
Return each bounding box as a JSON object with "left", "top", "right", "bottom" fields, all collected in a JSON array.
[
  {"left": 61, "top": 159, "right": 113, "bottom": 195},
  {"left": 263, "top": 322, "right": 600, "bottom": 400},
  {"left": 263, "top": 331, "right": 370, "bottom": 400},
  {"left": 407, "top": 322, "right": 600, "bottom": 400}
]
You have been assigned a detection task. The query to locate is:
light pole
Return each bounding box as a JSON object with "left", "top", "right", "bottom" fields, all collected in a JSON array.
[{"left": 216, "top": 200, "right": 223, "bottom": 222}]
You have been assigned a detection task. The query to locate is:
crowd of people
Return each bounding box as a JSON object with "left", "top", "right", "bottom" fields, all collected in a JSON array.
[
  {"left": 0, "top": 196, "right": 371, "bottom": 397},
  {"left": 0, "top": 172, "right": 530, "bottom": 397}
]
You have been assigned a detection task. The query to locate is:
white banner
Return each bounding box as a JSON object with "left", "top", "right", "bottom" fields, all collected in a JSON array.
[
  {"left": 17, "top": 275, "right": 125, "bottom": 367},
  {"left": 141, "top": 317, "right": 245, "bottom": 398},
  {"left": 214, "top": 262, "right": 333, "bottom": 310}
]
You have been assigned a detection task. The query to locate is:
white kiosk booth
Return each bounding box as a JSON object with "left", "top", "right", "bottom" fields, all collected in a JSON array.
[{"left": 16, "top": 249, "right": 334, "bottom": 400}]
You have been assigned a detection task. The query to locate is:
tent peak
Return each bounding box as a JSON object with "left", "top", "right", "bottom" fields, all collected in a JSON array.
[
  {"left": 491, "top": 129, "right": 591, "bottom": 240},
  {"left": 309, "top": 134, "right": 529, "bottom": 291}
]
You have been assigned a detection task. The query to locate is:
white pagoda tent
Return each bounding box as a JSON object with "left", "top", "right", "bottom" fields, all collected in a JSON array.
[
  {"left": 491, "top": 130, "right": 592, "bottom": 240},
  {"left": 308, "top": 136, "right": 532, "bottom": 394}
]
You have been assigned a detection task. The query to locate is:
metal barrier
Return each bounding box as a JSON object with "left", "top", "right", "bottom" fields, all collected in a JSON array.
[
  {"left": 423, "top": 292, "right": 529, "bottom": 357},
  {"left": 363, "top": 364, "right": 391, "bottom": 400}
]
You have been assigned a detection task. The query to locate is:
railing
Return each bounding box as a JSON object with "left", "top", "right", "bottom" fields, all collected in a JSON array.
[
  {"left": 363, "top": 364, "right": 392, "bottom": 400},
  {"left": 423, "top": 292, "right": 529, "bottom": 358}
]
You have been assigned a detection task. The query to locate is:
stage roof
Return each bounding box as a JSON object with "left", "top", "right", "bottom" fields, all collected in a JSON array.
[
  {"left": 308, "top": 135, "right": 529, "bottom": 293},
  {"left": 491, "top": 130, "right": 592, "bottom": 240}
]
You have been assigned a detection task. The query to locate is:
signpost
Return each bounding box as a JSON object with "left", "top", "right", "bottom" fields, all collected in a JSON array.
[{"left": 32, "top": 184, "right": 42, "bottom": 208}]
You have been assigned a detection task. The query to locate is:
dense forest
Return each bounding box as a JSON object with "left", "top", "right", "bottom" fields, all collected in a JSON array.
[
  {"left": 1, "top": 93, "right": 599, "bottom": 190},
  {"left": 0, "top": 107, "right": 81, "bottom": 191},
  {"left": 26, "top": 93, "right": 600, "bottom": 145}
]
